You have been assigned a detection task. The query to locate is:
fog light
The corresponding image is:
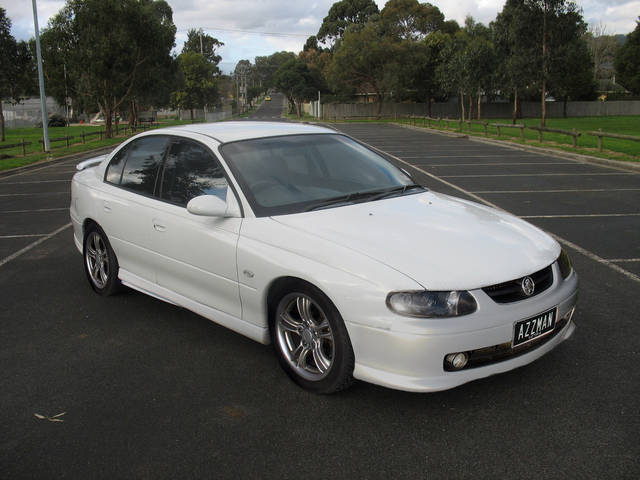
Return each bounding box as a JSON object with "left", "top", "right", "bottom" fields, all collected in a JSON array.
[{"left": 445, "top": 352, "right": 468, "bottom": 370}]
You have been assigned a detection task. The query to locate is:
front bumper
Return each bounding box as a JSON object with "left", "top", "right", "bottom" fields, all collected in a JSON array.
[{"left": 347, "top": 263, "right": 578, "bottom": 392}]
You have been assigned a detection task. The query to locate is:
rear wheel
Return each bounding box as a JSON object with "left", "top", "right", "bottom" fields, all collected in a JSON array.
[
  {"left": 271, "top": 283, "right": 354, "bottom": 393},
  {"left": 83, "top": 224, "right": 120, "bottom": 296}
]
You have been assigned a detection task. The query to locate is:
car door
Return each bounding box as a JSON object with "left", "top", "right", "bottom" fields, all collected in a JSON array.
[
  {"left": 148, "top": 137, "right": 242, "bottom": 318},
  {"left": 97, "top": 135, "right": 170, "bottom": 282}
]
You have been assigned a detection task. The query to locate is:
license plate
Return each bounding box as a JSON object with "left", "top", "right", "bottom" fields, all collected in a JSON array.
[{"left": 513, "top": 308, "right": 557, "bottom": 348}]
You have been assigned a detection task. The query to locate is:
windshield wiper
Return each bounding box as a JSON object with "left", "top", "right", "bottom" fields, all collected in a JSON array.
[
  {"left": 368, "top": 184, "right": 425, "bottom": 201},
  {"left": 305, "top": 185, "right": 425, "bottom": 212},
  {"left": 305, "top": 191, "right": 373, "bottom": 211}
]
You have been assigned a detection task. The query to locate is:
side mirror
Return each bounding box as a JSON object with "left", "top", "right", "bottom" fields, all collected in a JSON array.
[{"left": 187, "top": 191, "right": 241, "bottom": 218}]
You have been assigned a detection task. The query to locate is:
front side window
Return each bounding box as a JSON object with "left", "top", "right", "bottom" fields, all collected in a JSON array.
[
  {"left": 159, "top": 139, "right": 228, "bottom": 207},
  {"left": 220, "top": 134, "right": 417, "bottom": 216},
  {"left": 117, "top": 136, "right": 169, "bottom": 195}
]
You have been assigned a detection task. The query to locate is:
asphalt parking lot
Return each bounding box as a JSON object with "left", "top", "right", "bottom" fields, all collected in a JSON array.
[{"left": 1, "top": 110, "right": 639, "bottom": 478}]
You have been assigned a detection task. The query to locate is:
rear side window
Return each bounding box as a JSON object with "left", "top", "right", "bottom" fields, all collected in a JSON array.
[
  {"left": 159, "top": 139, "right": 228, "bottom": 207},
  {"left": 116, "top": 136, "right": 169, "bottom": 195}
]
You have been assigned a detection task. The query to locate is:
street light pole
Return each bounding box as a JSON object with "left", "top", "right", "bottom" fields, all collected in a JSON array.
[{"left": 32, "top": 0, "right": 50, "bottom": 152}]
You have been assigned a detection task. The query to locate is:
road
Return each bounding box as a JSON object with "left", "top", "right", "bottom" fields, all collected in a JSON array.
[{"left": 1, "top": 107, "right": 638, "bottom": 479}]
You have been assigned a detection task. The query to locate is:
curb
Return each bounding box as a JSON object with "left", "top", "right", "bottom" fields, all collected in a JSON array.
[
  {"left": 394, "top": 122, "right": 640, "bottom": 173},
  {"left": 0, "top": 144, "right": 121, "bottom": 178}
]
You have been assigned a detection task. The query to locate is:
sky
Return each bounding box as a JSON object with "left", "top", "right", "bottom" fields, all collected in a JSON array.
[{"left": 4, "top": 0, "right": 639, "bottom": 73}]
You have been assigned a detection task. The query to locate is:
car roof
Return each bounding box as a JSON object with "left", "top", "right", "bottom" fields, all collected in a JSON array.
[{"left": 163, "top": 121, "right": 335, "bottom": 144}]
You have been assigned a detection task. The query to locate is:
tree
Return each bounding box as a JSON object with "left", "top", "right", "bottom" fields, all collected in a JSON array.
[
  {"left": 615, "top": 17, "right": 640, "bottom": 94},
  {"left": 171, "top": 52, "right": 219, "bottom": 120},
  {"left": 254, "top": 51, "right": 296, "bottom": 92},
  {"left": 380, "top": 0, "right": 444, "bottom": 40},
  {"left": 41, "top": 0, "right": 176, "bottom": 138},
  {"left": 492, "top": 0, "right": 539, "bottom": 123},
  {"left": 317, "top": 0, "right": 379, "bottom": 46},
  {"left": 274, "top": 58, "right": 322, "bottom": 117},
  {"left": 586, "top": 23, "right": 620, "bottom": 84},
  {"left": 0, "top": 9, "right": 35, "bottom": 141},
  {"left": 182, "top": 28, "right": 224, "bottom": 73},
  {"left": 328, "top": 23, "right": 403, "bottom": 117}
]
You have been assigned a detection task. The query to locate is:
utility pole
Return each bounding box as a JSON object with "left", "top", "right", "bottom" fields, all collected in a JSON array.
[{"left": 32, "top": 0, "right": 49, "bottom": 152}]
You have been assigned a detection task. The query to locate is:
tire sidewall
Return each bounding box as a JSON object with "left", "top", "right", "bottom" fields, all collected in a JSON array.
[{"left": 83, "top": 224, "right": 120, "bottom": 296}]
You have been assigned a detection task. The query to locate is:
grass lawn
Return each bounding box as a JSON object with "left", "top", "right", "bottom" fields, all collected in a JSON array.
[
  {"left": 0, "top": 118, "right": 202, "bottom": 171},
  {"left": 394, "top": 115, "right": 640, "bottom": 162}
]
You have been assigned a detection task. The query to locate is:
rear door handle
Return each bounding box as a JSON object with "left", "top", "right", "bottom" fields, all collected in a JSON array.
[
  {"left": 153, "top": 220, "right": 167, "bottom": 232},
  {"left": 103, "top": 201, "right": 111, "bottom": 213}
]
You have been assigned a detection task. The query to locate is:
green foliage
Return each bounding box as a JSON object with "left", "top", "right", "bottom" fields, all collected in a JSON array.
[
  {"left": 182, "top": 28, "right": 224, "bottom": 73},
  {"left": 615, "top": 18, "right": 640, "bottom": 94},
  {"left": 171, "top": 52, "right": 219, "bottom": 114},
  {"left": 274, "top": 58, "right": 322, "bottom": 117},
  {"left": 254, "top": 51, "right": 296, "bottom": 92},
  {"left": 40, "top": 0, "right": 176, "bottom": 137},
  {"left": 380, "top": 0, "right": 444, "bottom": 40},
  {"left": 317, "top": 0, "right": 379, "bottom": 45}
]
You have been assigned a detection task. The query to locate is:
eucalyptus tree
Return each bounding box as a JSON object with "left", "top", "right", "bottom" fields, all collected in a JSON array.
[
  {"left": 615, "top": 17, "right": 640, "bottom": 94},
  {"left": 41, "top": 0, "right": 176, "bottom": 137},
  {"left": 317, "top": 0, "right": 379, "bottom": 47}
]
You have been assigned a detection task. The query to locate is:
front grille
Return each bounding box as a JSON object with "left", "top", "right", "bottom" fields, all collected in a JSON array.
[
  {"left": 443, "top": 313, "right": 571, "bottom": 372},
  {"left": 482, "top": 264, "right": 553, "bottom": 303}
]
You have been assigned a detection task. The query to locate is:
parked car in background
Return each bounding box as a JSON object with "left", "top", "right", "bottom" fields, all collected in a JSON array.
[{"left": 70, "top": 122, "right": 578, "bottom": 393}]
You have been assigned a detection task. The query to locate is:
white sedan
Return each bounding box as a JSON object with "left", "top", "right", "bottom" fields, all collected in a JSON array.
[{"left": 70, "top": 122, "right": 578, "bottom": 393}]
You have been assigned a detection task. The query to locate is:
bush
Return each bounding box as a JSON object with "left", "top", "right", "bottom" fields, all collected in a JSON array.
[{"left": 48, "top": 114, "right": 68, "bottom": 127}]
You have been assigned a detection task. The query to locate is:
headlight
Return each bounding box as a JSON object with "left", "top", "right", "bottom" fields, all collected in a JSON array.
[
  {"left": 386, "top": 290, "right": 477, "bottom": 318},
  {"left": 557, "top": 249, "right": 572, "bottom": 279}
]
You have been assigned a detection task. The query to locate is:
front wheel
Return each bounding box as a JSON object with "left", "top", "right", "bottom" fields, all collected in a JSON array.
[
  {"left": 83, "top": 224, "right": 120, "bottom": 296},
  {"left": 271, "top": 283, "right": 354, "bottom": 393}
]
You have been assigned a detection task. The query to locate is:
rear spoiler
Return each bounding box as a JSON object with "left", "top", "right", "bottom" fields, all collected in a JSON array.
[{"left": 76, "top": 154, "right": 107, "bottom": 171}]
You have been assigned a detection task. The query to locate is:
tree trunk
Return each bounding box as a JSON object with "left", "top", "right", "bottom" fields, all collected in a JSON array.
[
  {"left": 376, "top": 93, "right": 383, "bottom": 119},
  {"left": 512, "top": 88, "right": 519, "bottom": 124},
  {"left": 190, "top": 108, "right": 194, "bottom": 121},
  {"left": 541, "top": 78, "right": 547, "bottom": 127},
  {"left": 563, "top": 95, "right": 568, "bottom": 118},
  {"left": 105, "top": 103, "right": 113, "bottom": 139},
  {"left": 477, "top": 91, "right": 482, "bottom": 120},
  {"left": 129, "top": 100, "right": 137, "bottom": 131},
  {"left": 459, "top": 91, "right": 465, "bottom": 121},
  {"left": 468, "top": 94, "right": 473, "bottom": 122},
  {"left": 296, "top": 101, "right": 302, "bottom": 118},
  {"left": 427, "top": 94, "right": 432, "bottom": 117},
  {"left": 0, "top": 99, "right": 5, "bottom": 142}
]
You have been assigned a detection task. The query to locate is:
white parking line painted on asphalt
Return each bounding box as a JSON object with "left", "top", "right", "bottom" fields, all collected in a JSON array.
[
  {"left": 0, "top": 179, "right": 70, "bottom": 185},
  {"left": 472, "top": 188, "right": 640, "bottom": 193},
  {"left": 607, "top": 258, "right": 640, "bottom": 262},
  {"left": 0, "top": 192, "right": 68, "bottom": 197},
  {"left": 441, "top": 172, "right": 636, "bottom": 177},
  {"left": 423, "top": 162, "right": 577, "bottom": 167},
  {"left": 358, "top": 138, "right": 640, "bottom": 284},
  {"left": 0, "top": 234, "right": 47, "bottom": 239},
  {"left": 521, "top": 213, "right": 640, "bottom": 219},
  {"left": 0, "top": 223, "right": 72, "bottom": 268},
  {"left": 1, "top": 207, "right": 68, "bottom": 214}
]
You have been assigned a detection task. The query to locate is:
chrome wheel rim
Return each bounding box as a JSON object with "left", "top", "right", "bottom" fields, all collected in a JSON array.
[
  {"left": 85, "top": 232, "right": 109, "bottom": 289},
  {"left": 276, "top": 294, "right": 335, "bottom": 381}
]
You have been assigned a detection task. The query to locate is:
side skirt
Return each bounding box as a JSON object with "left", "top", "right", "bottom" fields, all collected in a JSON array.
[{"left": 118, "top": 268, "right": 270, "bottom": 345}]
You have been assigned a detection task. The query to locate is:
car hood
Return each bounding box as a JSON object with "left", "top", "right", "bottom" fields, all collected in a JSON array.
[{"left": 272, "top": 191, "right": 559, "bottom": 290}]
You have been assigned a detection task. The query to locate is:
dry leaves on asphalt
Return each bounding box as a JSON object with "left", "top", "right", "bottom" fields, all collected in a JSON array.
[{"left": 34, "top": 412, "right": 66, "bottom": 422}]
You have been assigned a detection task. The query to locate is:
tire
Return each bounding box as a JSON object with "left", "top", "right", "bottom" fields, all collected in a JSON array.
[
  {"left": 270, "top": 282, "right": 354, "bottom": 393},
  {"left": 83, "top": 224, "right": 121, "bottom": 296}
]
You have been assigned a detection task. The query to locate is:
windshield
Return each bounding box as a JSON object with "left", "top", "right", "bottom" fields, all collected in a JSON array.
[{"left": 219, "top": 134, "right": 422, "bottom": 216}]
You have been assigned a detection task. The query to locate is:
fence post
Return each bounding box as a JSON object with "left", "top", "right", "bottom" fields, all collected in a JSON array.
[
  {"left": 99, "top": 130, "right": 103, "bottom": 140},
  {"left": 483, "top": 122, "right": 488, "bottom": 136},
  {"left": 496, "top": 125, "right": 501, "bottom": 137},
  {"left": 598, "top": 128, "right": 603, "bottom": 152},
  {"left": 66, "top": 136, "right": 70, "bottom": 148},
  {"left": 21, "top": 139, "right": 26, "bottom": 156},
  {"left": 572, "top": 129, "right": 578, "bottom": 148},
  {"left": 538, "top": 130, "right": 542, "bottom": 143},
  {"left": 81, "top": 130, "right": 85, "bottom": 144},
  {"left": 520, "top": 126, "right": 524, "bottom": 140}
]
